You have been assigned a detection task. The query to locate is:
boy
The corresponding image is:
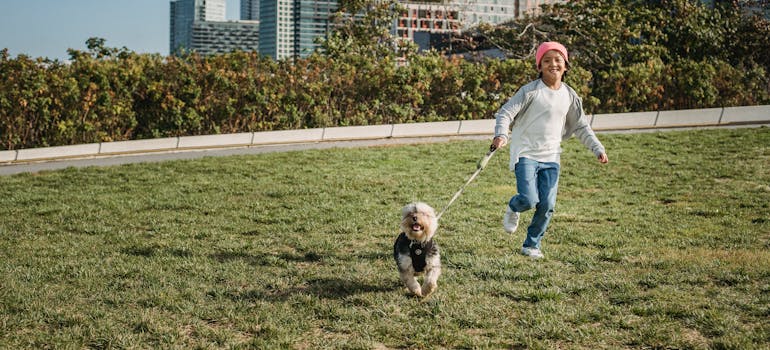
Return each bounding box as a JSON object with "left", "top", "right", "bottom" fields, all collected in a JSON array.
[{"left": 491, "top": 41, "right": 609, "bottom": 259}]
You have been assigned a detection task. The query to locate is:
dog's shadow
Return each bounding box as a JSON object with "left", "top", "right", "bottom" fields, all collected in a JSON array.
[
  {"left": 217, "top": 233, "right": 402, "bottom": 301},
  {"left": 304, "top": 277, "right": 399, "bottom": 299},
  {"left": 226, "top": 277, "right": 399, "bottom": 303},
  {"left": 212, "top": 249, "right": 399, "bottom": 302}
]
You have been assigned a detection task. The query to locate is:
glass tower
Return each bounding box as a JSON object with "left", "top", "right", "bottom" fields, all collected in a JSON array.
[
  {"left": 258, "top": 0, "right": 337, "bottom": 60},
  {"left": 241, "top": 0, "right": 260, "bottom": 20},
  {"left": 296, "top": 0, "right": 337, "bottom": 57},
  {"left": 170, "top": 0, "right": 196, "bottom": 53}
]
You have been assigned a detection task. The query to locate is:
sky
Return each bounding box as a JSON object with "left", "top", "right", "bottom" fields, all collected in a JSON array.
[{"left": 0, "top": 0, "right": 240, "bottom": 61}]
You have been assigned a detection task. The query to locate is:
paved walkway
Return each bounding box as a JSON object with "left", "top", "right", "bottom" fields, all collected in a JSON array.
[
  {"left": 0, "top": 135, "right": 488, "bottom": 176},
  {"left": 0, "top": 124, "right": 766, "bottom": 176}
]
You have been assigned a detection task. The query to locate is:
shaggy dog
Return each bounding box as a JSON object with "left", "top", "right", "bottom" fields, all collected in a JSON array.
[{"left": 393, "top": 202, "right": 441, "bottom": 298}]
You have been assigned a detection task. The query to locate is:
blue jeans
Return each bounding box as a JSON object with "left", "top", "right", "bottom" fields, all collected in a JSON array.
[{"left": 508, "top": 157, "right": 560, "bottom": 249}]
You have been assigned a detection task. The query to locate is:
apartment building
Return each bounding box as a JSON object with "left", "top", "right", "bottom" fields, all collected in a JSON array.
[
  {"left": 170, "top": 0, "right": 260, "bottom": 55},
  {"left": 395, "top": 0, "right": 565, "bottom": 50},
  {"left": 188, "top": 21, "right": 260, "bottom": 56}
]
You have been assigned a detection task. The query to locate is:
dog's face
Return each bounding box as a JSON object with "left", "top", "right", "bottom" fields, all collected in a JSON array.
[{"left": 400, "top": 202, "right": 438, "bottom": 242}]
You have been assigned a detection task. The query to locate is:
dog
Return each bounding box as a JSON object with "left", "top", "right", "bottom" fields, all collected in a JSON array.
[{"left": 393, "top": 202, "right": 441, "bottom": 298}]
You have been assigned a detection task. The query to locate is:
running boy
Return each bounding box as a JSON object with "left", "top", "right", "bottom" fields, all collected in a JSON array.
[{"left": 491, "top": 41, "right": 609, "bottom": 259}]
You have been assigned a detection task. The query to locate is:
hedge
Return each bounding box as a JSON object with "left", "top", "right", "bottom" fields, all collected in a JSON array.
[{"left": 1, "top": 47, "right": 767, "bottom": 150}]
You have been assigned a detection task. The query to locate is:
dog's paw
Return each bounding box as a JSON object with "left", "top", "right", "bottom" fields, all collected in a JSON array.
[{"left": 421, "top": 282, "right": 437, "bottom": 298}]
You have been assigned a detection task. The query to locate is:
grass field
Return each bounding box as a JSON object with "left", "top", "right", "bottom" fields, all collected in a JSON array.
[{"left": 1, "top": 127, "right": 769, "bottom": 349}]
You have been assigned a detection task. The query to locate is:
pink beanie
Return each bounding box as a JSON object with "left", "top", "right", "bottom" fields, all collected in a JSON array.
[{"left": 536, "top": 41, "right": 568, "bottom": 67}]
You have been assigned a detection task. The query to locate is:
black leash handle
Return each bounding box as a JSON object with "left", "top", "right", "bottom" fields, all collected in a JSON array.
[{"left": 477, "top": 144, "right": 498, "bottom": 170}]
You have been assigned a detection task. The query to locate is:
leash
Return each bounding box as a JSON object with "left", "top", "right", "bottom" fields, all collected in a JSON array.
[{"left": 436, "top": 145, "right": 497, "bottom": 221}]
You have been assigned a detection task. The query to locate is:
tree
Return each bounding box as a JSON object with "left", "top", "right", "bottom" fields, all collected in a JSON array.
[
  {"left": 318, "top": 0, "right": 416, "bottom": 60},
  {"left": 466, "top": 0, "right": 769, "bottom": 112}
]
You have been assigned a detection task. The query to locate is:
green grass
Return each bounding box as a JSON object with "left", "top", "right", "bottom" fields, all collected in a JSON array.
[{"left": 1, "top": 127, "right": 769, "bottom": 349}]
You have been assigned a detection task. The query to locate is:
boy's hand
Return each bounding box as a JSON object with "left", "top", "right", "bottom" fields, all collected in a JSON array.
[
  {"left": 492, "top": 136, "right": 507, "bottom": 150},
  {"left": 598, "top": 153, "right": 609, "bottom": 164}
]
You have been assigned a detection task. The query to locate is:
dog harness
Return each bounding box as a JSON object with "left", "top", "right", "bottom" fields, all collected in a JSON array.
[{"left": 393, "top": 232, "right": 437, "bottom": 273}]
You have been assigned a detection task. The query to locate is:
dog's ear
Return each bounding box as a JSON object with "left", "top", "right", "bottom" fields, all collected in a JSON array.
[
  {"left": 415, "top": 202, "right": 436, "bottom": 218},
  {"left": 426, "top": 205, "right": 436, "bottom": 219},
  {"left": 426, "top": 215, "right": 438, "bottom": 237},
  {"left": 401, "top": 203, "right": 416, "bottom": 219}
]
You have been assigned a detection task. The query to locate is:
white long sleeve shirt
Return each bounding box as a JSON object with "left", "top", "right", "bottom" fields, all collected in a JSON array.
[
  {"left": 494, "top": 79, "right": 605, "bottom": 169},
  {"left": 518, "top": 83, "right": 570, "bottom": 163}
]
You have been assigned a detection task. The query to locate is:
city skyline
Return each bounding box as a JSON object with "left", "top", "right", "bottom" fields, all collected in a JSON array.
[
  {"left": 0, "top": 0, "right": 241, "bottom": 61},
  {"left": 1, "top": 0, "right": 569, "bottom": 61}
]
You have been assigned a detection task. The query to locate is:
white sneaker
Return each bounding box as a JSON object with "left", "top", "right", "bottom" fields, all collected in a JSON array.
[
  {"left": 520, "top": 247, "right": 544, "bottom": 259},
  {"left": 503, "top": 207, "right": 519, "bottom": 233}
]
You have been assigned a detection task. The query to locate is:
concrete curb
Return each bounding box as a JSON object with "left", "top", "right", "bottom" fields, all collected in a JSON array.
[
  {"left": 656, "top": 108, "right": 723, "bottom": 127},
  {"left": 15, "top": 143, "right": 101, "bottom": 162},
  {"left": 591, "top": 111, "right": 657, "bottom": 130},
  {"left": 722, "top": 105, "right": 770, "bottom": 124},
  {"left": 0, "top": 150, "right": 16, "bottom": 163},
  {"left": 253, "top": 128, "right": 324, "bottom": 145},
  {"left": 323, "top": 125, "right": 393, "bottom": 140},
  {"left": 392, "top": 121, "right": 461, "bottom": 138},
  {"left": 99, "top": 137, "right": 179, "bottom": 155},
  {"left": 2, "top": 105, "right": 769, "bottom": 164}
]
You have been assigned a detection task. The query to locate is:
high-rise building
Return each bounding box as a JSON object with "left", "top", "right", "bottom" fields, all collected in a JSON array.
[
  {"left": 257, "top": 0, "right": 290, "bottom": 59},
  {"left": 296, "top": 0, "right": 338, "bottom": 56},
  {"left": 257, "top": 0, "right": 338, "bottom": 60},
  {"left": 170, "top": 0, "right": 259, "bottom": 55},
  {"left": 202, "top": 0, "right": 227, "bottom": 21},
  {"left": 170, "top": 0, "right": 197, "bottom": 53},
  {"left": 241, "top": 0, "right": 260, "bottom": 21}
]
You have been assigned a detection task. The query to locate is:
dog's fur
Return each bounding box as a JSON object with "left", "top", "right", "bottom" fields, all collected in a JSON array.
[{"left": 393, "top": 202, "right": 441, "bottom": 298}]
